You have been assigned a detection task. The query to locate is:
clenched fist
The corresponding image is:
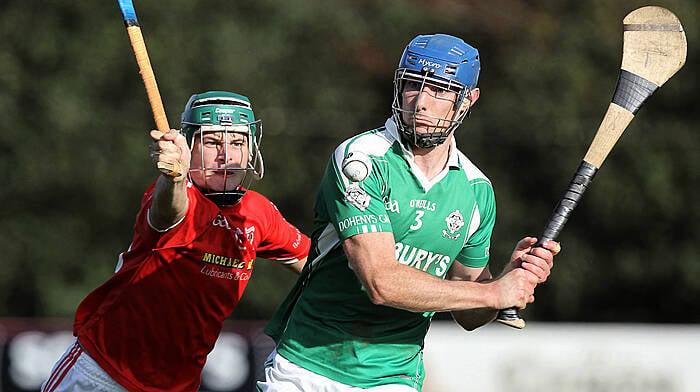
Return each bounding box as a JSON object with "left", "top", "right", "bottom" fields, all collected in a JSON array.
[{"left": 149, "top": 129, "right": 190, "bottom": 181}]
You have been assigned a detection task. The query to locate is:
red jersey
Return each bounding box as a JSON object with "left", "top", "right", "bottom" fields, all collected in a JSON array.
[{"left": 73, "top": 182, "right": 310, "bottom": 391}]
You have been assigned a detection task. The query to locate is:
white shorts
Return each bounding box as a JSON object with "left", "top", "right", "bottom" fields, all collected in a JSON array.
[
  {"left": 41, "top": 339, "right": 127, "bottom": 392},
  {"left": 256, "top": 349, "right": 418, "bottom": 392}
]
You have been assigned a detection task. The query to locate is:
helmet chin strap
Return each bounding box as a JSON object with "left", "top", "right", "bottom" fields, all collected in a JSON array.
[
  {"left": 400, "top": 101, "right": 462, "bottom": 149},
  {"left": 191, "top": 167, "right": 251, "bottom": 207},
  {"left": 403, "top": 123, "right": 451, "bottom": 148}
]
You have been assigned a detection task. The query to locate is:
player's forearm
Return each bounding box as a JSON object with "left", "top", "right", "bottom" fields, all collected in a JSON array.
[
  {"left": 344, "top": 233, "right": 503, "bottom": 312},
  {"left": 343, "top": 232, "right": 512, "bottom": 312},
  {"left": 364, "top": 264, "right": 500, "bottom": 312},
  {"left": 149, "top": 176, "right": 188, "bottom": 230},
  {"left": 446, "top": 263, "right": 498, "bottom": 329},
  {"left": 285, "top": 257, "right": 307, "bottom": 274}
]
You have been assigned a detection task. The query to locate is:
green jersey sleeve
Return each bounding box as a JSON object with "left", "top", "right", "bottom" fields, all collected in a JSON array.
[
  {"left": 318, "top": 144, "right": 392, "bottom": 241},
  {"left": 455, "top": 179, "right": 496, "bottom": 268}
]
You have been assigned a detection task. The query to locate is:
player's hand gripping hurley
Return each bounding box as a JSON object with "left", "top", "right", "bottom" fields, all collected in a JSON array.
[
  {"left": 496, "top": 6, "right": 687, "bottom": 329},
  {"left": 117, "top": 0, "right": 181, "bottom": 177}
]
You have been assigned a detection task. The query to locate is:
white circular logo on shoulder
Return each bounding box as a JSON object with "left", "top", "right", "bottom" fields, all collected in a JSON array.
[{"left": 342, "top": 151, "right": 372, "bottom": 182}]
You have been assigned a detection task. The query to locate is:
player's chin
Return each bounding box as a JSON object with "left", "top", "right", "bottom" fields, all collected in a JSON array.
[
  {"left": 193, "top": 173, "right": 244, "bottom": 191},
  {"left": 414, "top": 124, "right": 447, "bottom": 135},
  {"left": 210, "top": 177, "right": 244, "bottom": 191}
]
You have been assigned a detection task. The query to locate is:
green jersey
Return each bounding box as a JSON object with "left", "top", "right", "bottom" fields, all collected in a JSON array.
[{"left": 265, "top": 119, "right": 496, "bottom": 390}]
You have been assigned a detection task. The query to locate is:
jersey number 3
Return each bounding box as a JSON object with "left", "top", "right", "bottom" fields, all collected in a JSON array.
[{"left": 410, "top": 211, "right": 424, "bottom": 230}]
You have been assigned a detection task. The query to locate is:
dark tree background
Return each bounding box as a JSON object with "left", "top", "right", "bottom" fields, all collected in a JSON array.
[{"left": 0, "top": 0, "right": 697, "bottom": 323}]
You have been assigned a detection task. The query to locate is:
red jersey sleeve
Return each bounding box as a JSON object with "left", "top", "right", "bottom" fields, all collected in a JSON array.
[
  {"left": 133, "top": 180, "right": 219, "bottom": 250},
  {"left": 244, "top": 192, "right": 310, "bottom": 263}
]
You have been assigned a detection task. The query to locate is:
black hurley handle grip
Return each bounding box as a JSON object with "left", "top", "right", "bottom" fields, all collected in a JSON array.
[{"left": 496, "top": 161, "right": 598, "bottom": 329}]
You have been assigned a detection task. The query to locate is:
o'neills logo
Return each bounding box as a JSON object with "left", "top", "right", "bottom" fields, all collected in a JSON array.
[{"left": 202, "top": 252, "right": 252, "bottom": 270}]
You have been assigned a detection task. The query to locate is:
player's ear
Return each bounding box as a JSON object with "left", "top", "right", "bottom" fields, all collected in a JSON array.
[
  {"left": 458, "top": 88, "right": 480, "bottom": 117},
  {"left": 468, "top": 88, "right": 480, "bottom": 105}
]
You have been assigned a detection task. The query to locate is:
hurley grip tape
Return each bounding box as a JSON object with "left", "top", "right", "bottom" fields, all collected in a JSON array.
[
  {"left": 540, "top": 161, "right": 598, "bottom": 243},
  {"left": 497, "top": 308, "right": 521, "bottom": 322}
]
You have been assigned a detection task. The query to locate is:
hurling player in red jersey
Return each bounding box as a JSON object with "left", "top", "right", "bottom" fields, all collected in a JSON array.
[{"left": 42, "top": 91, "right": 310, "bottom": 392}]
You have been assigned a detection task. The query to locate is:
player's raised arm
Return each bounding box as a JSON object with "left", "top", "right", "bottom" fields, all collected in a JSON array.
[{"left": 148, "top": 129, "right": 191, "bottom": 230}]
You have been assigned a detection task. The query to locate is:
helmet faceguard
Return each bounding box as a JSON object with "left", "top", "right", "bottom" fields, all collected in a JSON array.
[
  {"left": 391, "top": 34, "right": 481, "bottom": 148},
  {"left": 180, "top": 91, "right": 264, "bottom": 205}
]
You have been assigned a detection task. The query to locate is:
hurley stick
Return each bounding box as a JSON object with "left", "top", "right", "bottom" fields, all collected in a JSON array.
[
  {"left": 497, "top": 6, "right": 687, "bottom": 329},
  {"left": 117, "top": 0, "right": 180, "bottom": 177}
]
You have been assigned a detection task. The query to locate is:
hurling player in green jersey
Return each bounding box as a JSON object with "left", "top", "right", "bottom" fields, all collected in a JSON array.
[{"left": 258, "top": 34, "right": 561, "bottom": 392}]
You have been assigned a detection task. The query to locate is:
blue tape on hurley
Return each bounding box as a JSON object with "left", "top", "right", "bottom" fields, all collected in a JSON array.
[{"left": 117, "top": 0, "right": 139, "bottom": 26}]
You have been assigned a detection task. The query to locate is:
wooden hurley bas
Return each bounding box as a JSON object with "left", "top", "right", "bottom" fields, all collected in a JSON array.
[
  {"left": 496, "top": 6, "right": 687, "bottom": 329},
  {"left": 117, "top": 0, "right": 181, "bottom": 177}
]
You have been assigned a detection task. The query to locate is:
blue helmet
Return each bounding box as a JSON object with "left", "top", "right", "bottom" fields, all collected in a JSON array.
[
  {"left": 399, "top": 34, "right": 480, "bottom": 90},
  {"left": 391, "top": 34, "right": 481, "bottom": 148}
]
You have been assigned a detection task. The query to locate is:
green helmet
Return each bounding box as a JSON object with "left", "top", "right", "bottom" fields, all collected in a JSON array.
[
  {"left": 180, "top": 91, "right": 264, "bottom": 204},
  {"left": 181, "top": 91, "right": 259, "bottom": 146}
]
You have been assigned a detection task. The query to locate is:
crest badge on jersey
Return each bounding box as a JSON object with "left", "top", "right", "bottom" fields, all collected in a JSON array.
[
  {"left": 245, "top": 226, "right": 256, "bottom": 244},
  {"left": 344, "top": 184, "right": 370, "bottom": 211},
  {"left": 233, "top": 227, "right": 248, "bottom": 251},
  {"left": 442, "top": 209, "right": 464, "bottom": 240}
]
